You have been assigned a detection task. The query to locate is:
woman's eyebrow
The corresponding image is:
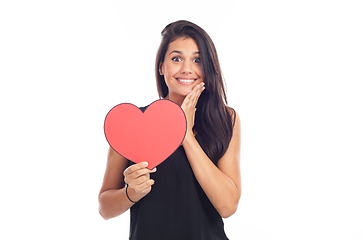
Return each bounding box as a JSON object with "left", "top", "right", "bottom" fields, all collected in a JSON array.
[
  {"left": 169, "top": 50, "right": 182, "bottom": 55},
  {"left": 169, "top": 50, "right": 200, "bottom": 55}
]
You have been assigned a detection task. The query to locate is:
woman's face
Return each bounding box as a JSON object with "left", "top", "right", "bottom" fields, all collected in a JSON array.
[{"left": 159, "top": 37, "right": 204, "bottom": 100}]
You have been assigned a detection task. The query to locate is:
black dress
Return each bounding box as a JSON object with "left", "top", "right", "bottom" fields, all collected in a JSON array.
[{"left": 128, "top": 107, "right": 229, "bottom": 240}]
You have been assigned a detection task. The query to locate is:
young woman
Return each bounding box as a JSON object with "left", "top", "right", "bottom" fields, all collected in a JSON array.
[{"left": 99, "top": 20, "right": 241, "bottom": 240}]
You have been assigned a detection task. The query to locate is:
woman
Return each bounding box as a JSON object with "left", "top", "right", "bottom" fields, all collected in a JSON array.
[{"left": 99, "top": 20, "right": 241, "bottom": 240}]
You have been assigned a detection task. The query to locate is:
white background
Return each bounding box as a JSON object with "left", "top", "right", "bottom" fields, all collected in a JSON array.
[{"left": 1, "top": 0, "right": 362, "bottom": 239}]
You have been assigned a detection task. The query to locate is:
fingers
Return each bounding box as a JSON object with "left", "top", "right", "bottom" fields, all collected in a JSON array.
[
  {"left": 132, "top": 178, "right": 155, "bottom": 194},
  {"left": 182, "top": 82, "right": 205, "bottom": 109},
  {"left": 124, "top": 162, "right": 157, "bottom": 193},
  {"left": 191, "top": 82, "right": 205, "bottom": 106},
  {"left": 124, "top": 162, "right": 152, "bottom": 175}
]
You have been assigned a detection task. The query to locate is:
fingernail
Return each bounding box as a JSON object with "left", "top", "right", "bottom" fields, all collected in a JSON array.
[{"left": 143, "top": 162, "right": 148, "bottom": 167}]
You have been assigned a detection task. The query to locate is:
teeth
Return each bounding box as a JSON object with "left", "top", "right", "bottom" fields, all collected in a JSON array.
[{"left": 178, "top": 79, "right": 195, "bottom": 83}]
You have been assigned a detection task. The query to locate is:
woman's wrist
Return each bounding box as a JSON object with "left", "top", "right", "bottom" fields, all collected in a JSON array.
[
  {"left": 125, "top": 185, "right": 145, "bottom": 203},
  {"left": 126, "top": 185, "right": 138, "bottom": 203},
  {"left": 182, "top": 130, "right": 196, "bottom": 145}
]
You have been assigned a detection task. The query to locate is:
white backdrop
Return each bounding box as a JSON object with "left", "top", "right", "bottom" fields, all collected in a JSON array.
[{"left": 1, "top": 0, "right": 362, "bottom": 239}]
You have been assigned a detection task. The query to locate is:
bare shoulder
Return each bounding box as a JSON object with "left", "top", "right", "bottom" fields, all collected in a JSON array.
[
  {"left": 225, "top": 106, "right": 240, "bottom": 152},
  {"left": 218, "top": 106, "right": 240, "bottom": 164},
  {"left": 226, "top": 106, "right": 239, "bottom": 128}
]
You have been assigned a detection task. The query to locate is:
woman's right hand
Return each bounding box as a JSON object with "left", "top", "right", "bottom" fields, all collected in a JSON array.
[{"left": 123, "top": 162, "right": 157, "bottom": 200}]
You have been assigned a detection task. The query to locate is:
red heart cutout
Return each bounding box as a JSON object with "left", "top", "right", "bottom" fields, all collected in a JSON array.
[{"left": 104, "top": 100, "right": 186, "bottom": 169}]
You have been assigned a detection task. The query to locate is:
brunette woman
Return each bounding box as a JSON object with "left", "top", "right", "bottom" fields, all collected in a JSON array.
[{"left": 99, "top": 20, "right": 241, "bottom": 240}]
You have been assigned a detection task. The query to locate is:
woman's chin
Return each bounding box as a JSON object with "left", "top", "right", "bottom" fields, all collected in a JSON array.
[
  {"left": 173, "top": 89, "right": 193, "bottom": 98},
  {"left": 181, "top": 88, "right": 195, "bottom": 96}
]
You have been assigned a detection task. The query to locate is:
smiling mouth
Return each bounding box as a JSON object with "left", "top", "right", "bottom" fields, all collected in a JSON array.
[{"left": 176, "top": 78, "right": 197, "bottom": 85}]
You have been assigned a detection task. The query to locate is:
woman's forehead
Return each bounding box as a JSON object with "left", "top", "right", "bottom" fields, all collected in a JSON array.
[{"left": 167, "top": 37, "right": 199, "bottom": 54}]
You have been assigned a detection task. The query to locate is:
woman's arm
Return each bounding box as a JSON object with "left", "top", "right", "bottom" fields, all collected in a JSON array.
[
  {"left": 98, "top": 147, "right": 156, "bottom": 220},
  {"left": 183, "top": 113, "right": 241, "bottom": 218},
  {"left": 182, "top": 84, "right": 241, "bottom": 218}
]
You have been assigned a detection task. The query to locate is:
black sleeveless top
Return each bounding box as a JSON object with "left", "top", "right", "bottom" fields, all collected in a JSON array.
[{"left": 128, "top": 107, "right": 229, "bottom": 240}]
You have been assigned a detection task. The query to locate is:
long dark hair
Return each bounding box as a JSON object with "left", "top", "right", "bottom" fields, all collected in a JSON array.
[{"left": 155, "top": 20, "right": 235, "bottom": 164}]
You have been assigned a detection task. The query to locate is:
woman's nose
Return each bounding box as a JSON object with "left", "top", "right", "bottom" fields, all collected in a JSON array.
[{"left": 181, "top": 60, "right": 192, "bottom": 74}]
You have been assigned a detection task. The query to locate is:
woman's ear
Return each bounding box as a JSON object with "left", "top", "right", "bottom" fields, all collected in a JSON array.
[{"left": 159, "top": 63, "right": 164, "bottom": 75}]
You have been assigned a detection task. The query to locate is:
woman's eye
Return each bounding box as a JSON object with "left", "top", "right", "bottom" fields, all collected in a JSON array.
[
  {"left": 172, "top": 57, "right": 181, "bottom": 62},
  {"left": 193, "top": 57, "right": 201, "bottom": 63}
]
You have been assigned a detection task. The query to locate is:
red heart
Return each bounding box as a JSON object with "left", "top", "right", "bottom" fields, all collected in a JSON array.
[{"left": 104, "top": 100, "right": 186, "bottom": 169}]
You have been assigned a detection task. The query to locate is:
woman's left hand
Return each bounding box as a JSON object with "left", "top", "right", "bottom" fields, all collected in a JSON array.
[{"left": 181, "top": 82, "right": 205, "bottom": 139}]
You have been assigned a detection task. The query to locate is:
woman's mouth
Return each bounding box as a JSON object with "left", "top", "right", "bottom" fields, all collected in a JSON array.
[{"left": 176, "top": 78, "right": 197, "bottom": 85}]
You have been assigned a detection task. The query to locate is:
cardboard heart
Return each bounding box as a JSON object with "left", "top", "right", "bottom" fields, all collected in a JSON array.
[{"left": 104, "top": 99, "right": 186, "bottom": 169}]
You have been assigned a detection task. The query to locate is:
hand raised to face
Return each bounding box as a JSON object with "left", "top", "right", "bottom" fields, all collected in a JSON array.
[{"left": 181, "top": 82, "right": 205, "bottom": 139}]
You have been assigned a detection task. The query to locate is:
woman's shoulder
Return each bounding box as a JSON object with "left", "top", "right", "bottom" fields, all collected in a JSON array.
[{"left": 226, "top": 106, "right": 238, "bottom": 126}]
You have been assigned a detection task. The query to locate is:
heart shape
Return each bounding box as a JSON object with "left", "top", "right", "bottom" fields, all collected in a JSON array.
[{"left": 104, "top": 99, "right": 186, "bottom": 169}]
